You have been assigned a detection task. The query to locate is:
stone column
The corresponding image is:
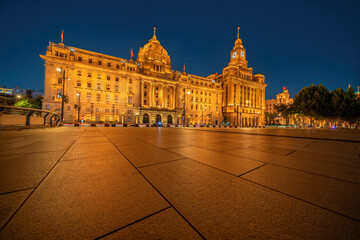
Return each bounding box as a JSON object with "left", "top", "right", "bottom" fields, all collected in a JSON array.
[
  {"left": 141, "top": 81, "right": 144, "bottom": 107},
  {"left": 163, "top": 85, "right": 167, "bottom": 108}
]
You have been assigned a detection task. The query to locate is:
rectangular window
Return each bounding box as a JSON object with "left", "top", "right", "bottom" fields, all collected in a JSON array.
[
  {"left": 116, "top": 64, "right": 119, "bottom": 69},
  {"left": 76, "top": 91, "right": 81, "bottom": 100},
  {"left": 144, "top": 100, "right": 147, "bottom": 105},
  {"left": 88, "top": 72, "right": 92, "bottom": 77},
  {"left": 57, "top": 77, "right": 62, "bottom": 84},
  {"left": 106, "top": 84, "right": 110, "bottom": 90},
  {"left": 87, "top": 82, "right": 92, "bottom": 88},
  {"left": 77, "top": 81, "right": 81, "bottom": 87},
  {"left": 115, "top": 95, "right": 119, "bottom": 103},
  {"left": 97, "top": 74, "right": 101, "bottom": 79},
  {"left": 107, "top": 62, "right": 111, "bottom": 67},
  {"left": 107, "top": 75, "right": 110, "bottom": 80},
  {"left": 97, "top": 83, "right": 101, "bottom": 89},
  {"left": 106, "top": 94, "right": 110, "bottom": 102},
  {"left": 57, "top": 89, "right": 62, "bottom": 98},
  {"left": 105, "top": 108, "right": 110, "bottom": 112},
  {"left": 59, "top": 53, "right": 64, "bottom": 57},
  {"left": 89, "top": 59, "right": 92, "bottom": 64},
  {"left": 55, "top": 51, "right": 59, "bottom": 56},
  {"left": 98, "top": 60, "right": 102, "bottom": 65},
  {"left": 96, "top": 108, "right": 100, "bottom": 112},
  {"left": 96, "top": 93, "right": 101, "bottom": 101},
  {"left": 115, "top": 85, "right": 119, "bottom": 91},
  {"left": 115, "top": 77, "right": 119, "bottom": 82},
  {"left": 128, "top": 96, "right": 132, "bottom": 104},
  {"left": 87, "top": 92, "right": 91, "bottom": 101},
  {"left": 77, "top": 71, "right": 82, "bottom": 76},
  {"left": 78, "top": 56, "right": 82, "bottom": 61}
]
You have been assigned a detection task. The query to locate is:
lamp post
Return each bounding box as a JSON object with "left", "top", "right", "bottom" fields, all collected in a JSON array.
[
  {"left": 76, "top": 93, "right": 81, "bottom": 122},
  {"left": 90, "top": 103, "right": 94, "bottom": 123},
  {"left": 112, "top": 104, "right": 115, "bottom": 123},
  {"left": 56, "top": 68, "right": 67, "bottom": 123},
  {"left": 182, "top": 89, "right": 190, "bottom": 127}
]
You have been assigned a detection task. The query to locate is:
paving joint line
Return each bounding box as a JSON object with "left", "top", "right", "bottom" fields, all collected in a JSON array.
[
  {"left": 94, "top": 206, "right": 172, "bottom": 239},
  {"left": 285, "top": 150, "right": 296, "bottom": 156},
  {"left": 99, "top": 129, "right": 207, "bottom": 240},
  {"left": 181, "top": 128, "right": 360, "bottom": 143},
  {"left": 0, "top": 128, "right": 86, "bottom": 232},
  {"left": 238, "top": 163, "right": 268, "bottom": 177},
  {"left": 239, "top": 176, "right": 360, "bottom": 223},
  {"left": 137, "top": 157, "right": 188, "bottom": 169},
  {"left": 222, "top": 149, "right": 360, "bottom": 186},
  {"left": 0, "top": 187, "right": 35, "bottom": 196}
]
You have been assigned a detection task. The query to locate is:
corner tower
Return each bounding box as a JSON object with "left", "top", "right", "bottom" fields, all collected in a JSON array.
[{"left": 220, "top": 27, "right": 267, "bottom": 127}]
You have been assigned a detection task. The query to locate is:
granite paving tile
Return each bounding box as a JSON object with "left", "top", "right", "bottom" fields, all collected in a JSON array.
[
  {"left": 168, "top": 146, "right": 263, "bottom": 175},
  {"left": 102, "top": 208, "right": 202, "bottom": 240},
  {"left": 242, "top": 164, "right": 360, "bottom": 220},
  {"left": 140, "top": 159, "right": 360, "bottom": 239},
  {"left": 0, "top": 155, "right": 169, "bottom": 239}
]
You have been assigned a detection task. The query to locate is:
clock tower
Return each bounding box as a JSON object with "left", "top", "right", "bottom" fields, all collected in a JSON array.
[{"left": 228, "top": 27, "right": 248, "bottom": 69}]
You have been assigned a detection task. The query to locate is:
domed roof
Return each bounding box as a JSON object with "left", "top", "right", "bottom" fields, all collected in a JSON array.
[{"left": 137, "top": 30, "right": 171, "bottom": 66}]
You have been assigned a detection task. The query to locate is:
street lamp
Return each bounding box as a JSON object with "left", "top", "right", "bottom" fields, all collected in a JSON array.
[
  {"left": 75, "top": 93, "right": 81, "bottom": 122},
  {"left": 182, "top": 89, "right": 190, "bottom": 127},
  {"left": 57, "top": 67, "right": 67, "bottom": 123}
]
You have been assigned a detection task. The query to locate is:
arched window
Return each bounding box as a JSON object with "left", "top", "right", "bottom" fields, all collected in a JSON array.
[
  {"left": 167, "top": 115, "right": 173, "bottom": 124},
  {"left": 143, "top": 113, "right": 149, "bottom": 124},
  {"left": 156, "top": 114, "right": 162, "bottom": 123}
]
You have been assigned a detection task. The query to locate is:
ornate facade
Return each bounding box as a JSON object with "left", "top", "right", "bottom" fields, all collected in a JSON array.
[{"left": 41, "top": 28, "right": 266, "bottom": 126}]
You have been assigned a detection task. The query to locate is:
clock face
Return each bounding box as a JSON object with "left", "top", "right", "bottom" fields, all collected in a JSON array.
[
  {"left": 232, "top": 51, "right": 237, "bottom": 59},
  {"left": 240, "top": 51, "right": 244, "bottom": 57}
]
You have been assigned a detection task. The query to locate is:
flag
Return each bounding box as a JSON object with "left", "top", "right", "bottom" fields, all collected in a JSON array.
[
  {"left": 130, "top": 49, "right": 134, "bottom": 59},
  {"left": 183, "top": 63, "right": 185, "bottom": 72},
  {"left": 61, "top": 30, "right": 64, "bottom": 43},
  {"left": 283, "top": 86, "right": 286, "bottom": 91}
]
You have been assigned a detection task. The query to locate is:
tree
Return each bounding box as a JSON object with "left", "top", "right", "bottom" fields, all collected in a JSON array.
[
  {"left": 293, "top": 84, "right": 331, "bottom": 125},
  {"left": 15, "top": 96, "right": 42, "bottom": 109},
  {"left": 274, "top": 103, "right": 291, "bottom": 126}
]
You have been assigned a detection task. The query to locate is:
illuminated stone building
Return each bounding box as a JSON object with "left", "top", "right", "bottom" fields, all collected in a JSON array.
[
  {"left": 265, "top": 88, "right": 294, "bottom": 125},
  {"left": 216, "top": 28, "right": 267, "bottom": 127},
  {"left": 41, "top": 28, "right": 266, "bottom": 126}
]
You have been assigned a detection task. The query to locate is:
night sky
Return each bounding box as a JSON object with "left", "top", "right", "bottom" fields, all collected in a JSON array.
[{"left": 0, "top": 0, "right": 359, "bottom": 99}]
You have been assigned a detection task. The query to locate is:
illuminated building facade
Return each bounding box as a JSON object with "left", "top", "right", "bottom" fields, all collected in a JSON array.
[
  {"left": 265, "top": 88, "right": 294, "bottom": 125},
  {"left": 41, "top": 28, "right": 266, "bottom": 126}
]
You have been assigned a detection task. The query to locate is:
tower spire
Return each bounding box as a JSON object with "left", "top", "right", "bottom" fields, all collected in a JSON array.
[
  {"left": 237, "top": 26, "right": 240, "bottom": 39},
  {"left": 153, "top": 27, "right": 156, "bottom": 38}
]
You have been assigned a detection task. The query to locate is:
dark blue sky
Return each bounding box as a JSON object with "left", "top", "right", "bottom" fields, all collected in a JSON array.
[{"left": 0, "top": 0, "right": 359, "bottom": 99}]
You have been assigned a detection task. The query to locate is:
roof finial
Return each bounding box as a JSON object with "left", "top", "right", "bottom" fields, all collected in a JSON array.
[
  {"left": 154, "top": 27, "right": 156, "bottom": 36},
  {"left": 237, "top": 26, "right": 240, "bottom": 39}
]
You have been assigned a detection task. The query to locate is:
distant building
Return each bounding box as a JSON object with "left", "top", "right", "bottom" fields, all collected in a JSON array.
[
  {"left": 265, "top": 88, "right": 293, "bottom": 125},
  {"left": 12, "top": 86, "right": 27, "bottom": 97},
  {"left": 0, "top": 86, "right": 12, "bottom": 95}
]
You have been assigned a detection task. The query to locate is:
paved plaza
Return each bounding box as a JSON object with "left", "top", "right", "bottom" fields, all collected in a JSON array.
[{"left": 0, "top": 127, "right": 359, "bottom": 239}]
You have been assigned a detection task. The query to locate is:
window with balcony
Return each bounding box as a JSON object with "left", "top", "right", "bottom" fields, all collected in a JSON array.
[
  {"left": 87, "top": 92, "right": 91, "bottom": 101},
  {"left": 128, "top": 96, "right": 133, "bottom": 104},
  {"left": 97, "top": 83, "right": 102, "bottom": 89},
  {"left": 115, "top": 95, "right": 119, "bottom": 103},
  {"left": 106, "top": 94, "right": 110, "bottom": 102},
  {"left": 96, "top": 93, "right": 101, "bottom": 101}
]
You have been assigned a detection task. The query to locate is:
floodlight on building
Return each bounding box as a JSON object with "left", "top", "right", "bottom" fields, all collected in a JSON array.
[{"left": 57, "top": 68, "right": 62, "bottom": 72}]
